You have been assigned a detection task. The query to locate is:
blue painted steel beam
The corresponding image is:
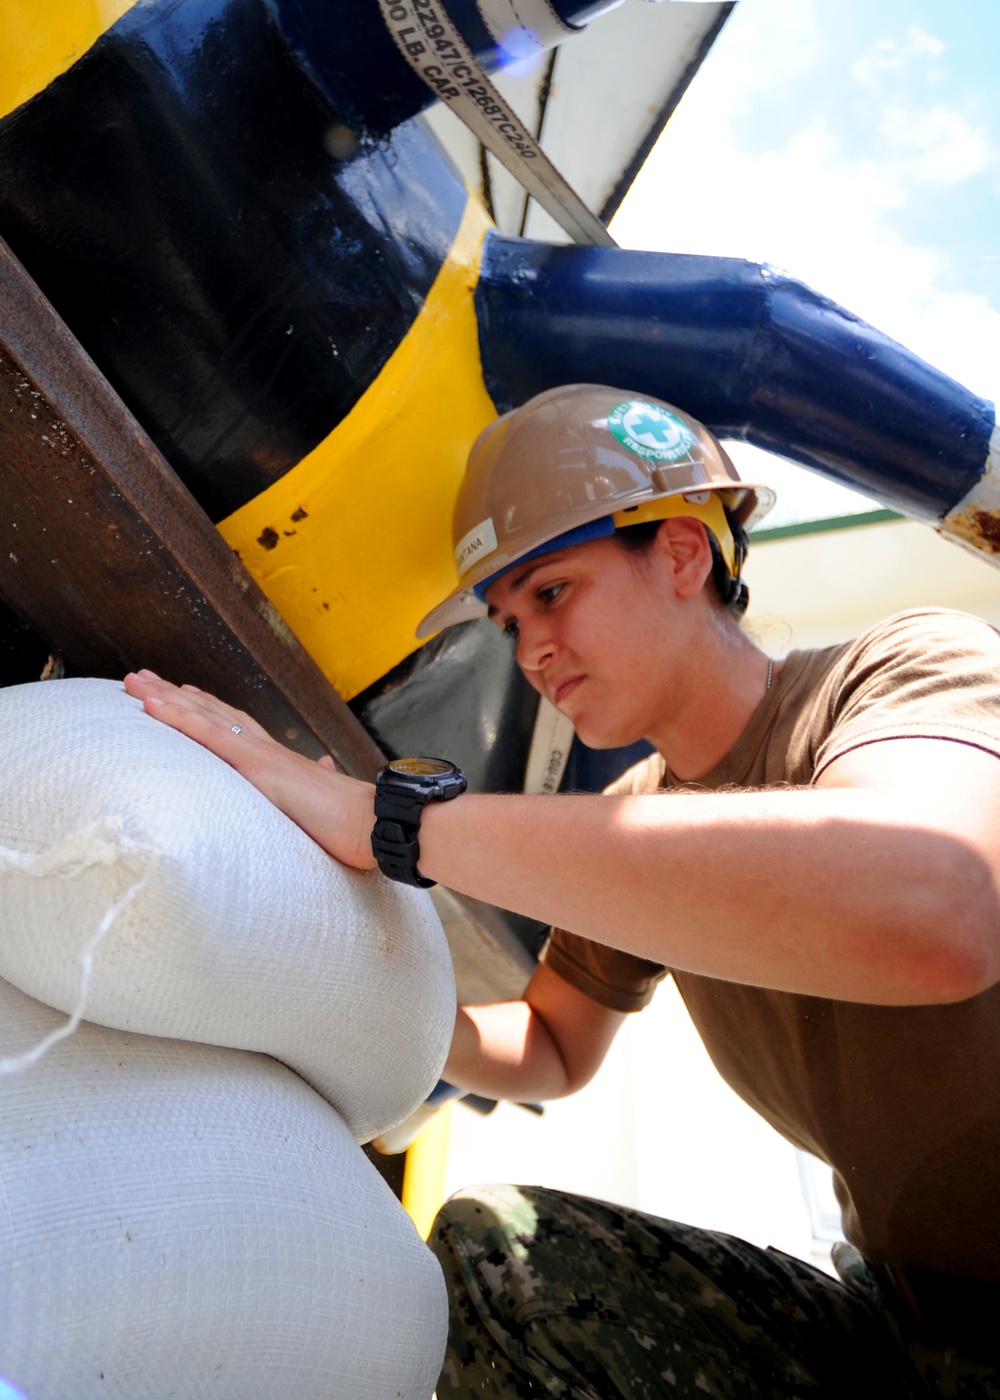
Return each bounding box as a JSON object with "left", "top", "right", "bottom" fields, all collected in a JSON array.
[{"left": 476, "top": 237, "right": 996, "bottom": 523}]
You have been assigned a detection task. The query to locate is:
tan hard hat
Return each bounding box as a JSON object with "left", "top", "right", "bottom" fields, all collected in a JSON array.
[{"left": 417, "top": 384, "right": 775, "bottom": 637}]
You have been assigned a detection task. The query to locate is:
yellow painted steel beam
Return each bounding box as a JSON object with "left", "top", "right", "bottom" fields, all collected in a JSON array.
[
  {"left": 218, "top": 198, "right": 498, "bottom": 701},
  {"left": 401, "top": 1102, "right": 454, "bottom": 1240},
  {"left": 0, "top": 0, "right": 137, "bottom": 119}
]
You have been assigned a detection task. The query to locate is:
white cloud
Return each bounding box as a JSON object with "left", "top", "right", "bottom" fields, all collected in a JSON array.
[
  {"left": 879, "top": 102, "right": 996, "bottom": 185},
  {"left": 608, "top": 5, "right": 1000, "bottom": 523},
  {"left": 850, "top": 26, "right": 946, "bottom": 89},
  {"left": 611, "top": 16, "right": 1000, "bottom": 379}
]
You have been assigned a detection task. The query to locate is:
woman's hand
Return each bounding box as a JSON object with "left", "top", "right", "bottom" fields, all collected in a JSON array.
[{"left": 123, "top": 670, "right": 377, "bottom": 871}]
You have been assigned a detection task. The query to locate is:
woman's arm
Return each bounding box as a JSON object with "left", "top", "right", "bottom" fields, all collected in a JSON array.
[
  {"left": 419, "top": 740, "right": 1000, "bottom": 1006},
  {"left": 444, "top": 962, "right": 627, "bottom": 1101},
  {"left": 123, "top": 671, "right": 1000, "bottom": 1007}
]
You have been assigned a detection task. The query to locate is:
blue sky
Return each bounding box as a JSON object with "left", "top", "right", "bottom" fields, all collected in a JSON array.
[{"left": 611, "top": 0, "right": 1000, "bottom": 527}]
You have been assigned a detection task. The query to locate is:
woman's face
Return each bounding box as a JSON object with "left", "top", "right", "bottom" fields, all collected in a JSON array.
[{"left": 484, "top": 530, "right": 708, "bottom": 751}]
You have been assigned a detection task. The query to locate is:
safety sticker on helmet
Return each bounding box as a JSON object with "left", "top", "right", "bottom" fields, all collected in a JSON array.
[{"left": 607, "top": 401, "right": 696, "bottom": 464}]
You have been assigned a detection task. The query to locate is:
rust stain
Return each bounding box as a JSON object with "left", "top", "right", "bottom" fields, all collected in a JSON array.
[
  {"left": 970, "top": 509, "right": 1000, "bottom": 552},
  {"left": 256, "top": 526, "right": 279, "bottom": 550}
]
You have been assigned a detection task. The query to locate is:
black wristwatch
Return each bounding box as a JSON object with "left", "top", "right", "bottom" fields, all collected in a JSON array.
[{"left": 371, "top": 757, "right": 468, "bottom": 887}]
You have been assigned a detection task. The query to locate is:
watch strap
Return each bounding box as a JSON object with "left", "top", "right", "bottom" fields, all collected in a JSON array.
[
  {"left": 370, "top": 817, "right": 436, "bottom": 888},
  {"left": 371, "top": 760, "right": 467, "bottom": 887},
  {"left": 374, "top": 785, "right": 427, "bottom": 826}
]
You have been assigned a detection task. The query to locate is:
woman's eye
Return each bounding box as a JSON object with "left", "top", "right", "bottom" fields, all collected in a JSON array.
[
  {"left": 503, "top": 618, "right": 520, "bottom": 639},
  {"left": 538, "top": 582, "right": 563, "bottom": 604}
]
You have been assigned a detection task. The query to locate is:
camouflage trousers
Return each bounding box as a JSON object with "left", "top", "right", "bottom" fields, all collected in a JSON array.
[{"left": 428, "top": 1185, "right": 1000, "bottom": 1399}]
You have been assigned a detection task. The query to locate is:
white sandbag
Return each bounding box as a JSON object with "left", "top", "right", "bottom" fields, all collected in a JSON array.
[
  {"left": 0, "top": 678, "right": 456, "bottom": 1143},
  {"left": 0, "top": 977, "right": 447, "bottom": 1400}
]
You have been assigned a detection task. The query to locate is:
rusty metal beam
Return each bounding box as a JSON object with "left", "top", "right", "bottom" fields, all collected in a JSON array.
[
  {"left": 0, "top": 234, "right": 535, "bottom": 993},
  {"left": 0, "top": 233, "right": 384, "bottom": 777}
]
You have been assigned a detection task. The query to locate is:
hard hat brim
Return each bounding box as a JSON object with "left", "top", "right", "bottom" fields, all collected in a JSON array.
[
  {"left": 417, "top": 589, "right": 488, "bottom": 638},
  {"left": 415, "top": 480, "right": 775, "bottom": 640}
]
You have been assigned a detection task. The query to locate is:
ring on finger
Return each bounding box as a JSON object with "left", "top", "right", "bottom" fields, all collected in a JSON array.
[{"left": 231, "top": 724, "right": 243, "bottom": 734}]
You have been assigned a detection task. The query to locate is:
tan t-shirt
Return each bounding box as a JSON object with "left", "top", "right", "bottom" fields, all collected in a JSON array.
[{"left": 542, "top": 609, "right": 1000, "bottom": 1283}]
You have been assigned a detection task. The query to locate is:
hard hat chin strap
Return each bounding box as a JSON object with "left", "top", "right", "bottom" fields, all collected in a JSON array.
[{"left": 708, "top": 529, "right": 749, "bottom": 617}]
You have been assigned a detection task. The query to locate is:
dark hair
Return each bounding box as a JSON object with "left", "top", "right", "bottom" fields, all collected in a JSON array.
[{"left": 614, "top": 513, "right": 750, "bottom": 618}]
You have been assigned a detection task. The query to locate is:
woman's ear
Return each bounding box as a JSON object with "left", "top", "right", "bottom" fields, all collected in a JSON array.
[{"left": 654, "top": 517, "right": 715, "bottom": 598}]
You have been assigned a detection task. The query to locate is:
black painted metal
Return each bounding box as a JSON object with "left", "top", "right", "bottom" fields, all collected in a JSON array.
[
  {"left": 0, "top": 0, "right": 466, "bottom": 521},
  {"left": 0, "top": 232, "right": 387, "bottom": 776},
  {"left": 272, "top": 0, "right": 619, "bottom": 133},
  {"left": 0, "top": 598, "right": 55, "bottom": 687},
  {"left": 351, "top": 620, "right": 539, "bottom": 794}
]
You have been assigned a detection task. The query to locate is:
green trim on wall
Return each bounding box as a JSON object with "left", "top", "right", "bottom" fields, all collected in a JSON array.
[{"left": 751, "top": 508, "right": 901, "bottom": 544}]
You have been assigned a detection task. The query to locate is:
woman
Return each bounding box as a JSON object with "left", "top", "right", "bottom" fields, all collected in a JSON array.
[{"left": 127, "top": 384, "right": 1000, "bottom": 1397}]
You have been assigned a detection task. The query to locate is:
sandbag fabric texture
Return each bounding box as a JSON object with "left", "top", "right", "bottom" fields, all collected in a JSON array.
[{"left": 0, "top": 678, "right": 456, "bottom": 1142}]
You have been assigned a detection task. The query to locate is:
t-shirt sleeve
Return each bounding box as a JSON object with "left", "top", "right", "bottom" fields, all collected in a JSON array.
[
  {"left": 812, "top": 609, "right": 1000, "bottom": 779},
  {"left": 537, "top": 750, "right": 669, "bottom": 1013},
  {"left": 540, "top": 926, "right": 668, "bottom": 1012}
]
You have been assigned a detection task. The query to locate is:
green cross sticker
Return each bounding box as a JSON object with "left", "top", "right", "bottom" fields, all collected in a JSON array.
[{"left": 608, "top": 401, "right": 695, "bottom": 463}]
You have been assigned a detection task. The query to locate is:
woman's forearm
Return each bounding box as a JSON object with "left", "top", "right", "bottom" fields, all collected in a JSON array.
[
  {"left": 124, "top": 673, "right": 1000, "bottom": 1007},
  {"left": 416, "top": 777, "right": 1000, "bottom": 1006}
]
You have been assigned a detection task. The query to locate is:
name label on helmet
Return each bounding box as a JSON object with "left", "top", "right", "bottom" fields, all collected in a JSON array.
[
  {"left": 456, "top": 517, "right": 498, "bottom": 576},
  {"left": 608, "top": 401, "right": 695, "bottom": 463}
]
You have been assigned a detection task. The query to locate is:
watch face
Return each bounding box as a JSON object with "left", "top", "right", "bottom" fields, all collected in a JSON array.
[{"left": 388, "top": 757, "right": 455, "bottom": 777}]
